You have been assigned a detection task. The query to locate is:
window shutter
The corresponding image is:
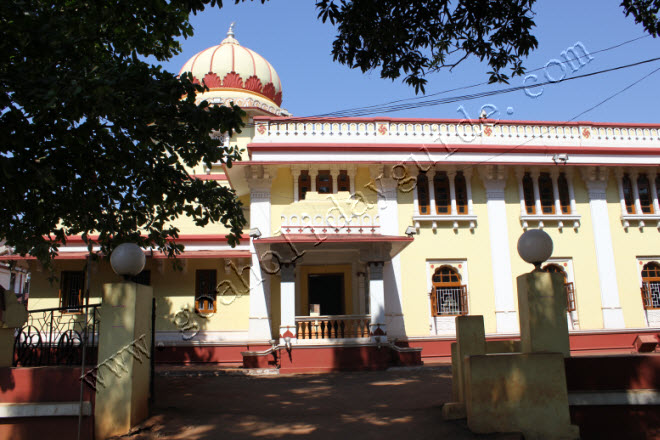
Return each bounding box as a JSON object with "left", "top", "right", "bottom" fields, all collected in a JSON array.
[
  {"left": 641, "top": 282, "right": 652, "bottom": 309},
  {"left": 430, "top": 290, "right": 438, "bottom": 317},
  {"left": 459, "top": 285, "right": 468, "bottom": 315},
  {"left": 565, "top": 282, "right": 576, "bottom": 312}
]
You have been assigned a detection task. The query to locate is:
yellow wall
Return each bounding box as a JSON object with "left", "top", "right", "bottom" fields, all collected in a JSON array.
[
  {"left": 608, "top": 175, "right": 657, "bottom": 328},
  {"left": 27, "top": 258, "right": 251, "bottom": 333},
  {"left": 397, "top": 173, "right": 498, "bottom": 335}
]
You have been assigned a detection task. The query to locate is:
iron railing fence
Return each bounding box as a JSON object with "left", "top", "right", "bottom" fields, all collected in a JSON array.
[{"left": 13, "top": 303, "right": 101, "bottom": 367}]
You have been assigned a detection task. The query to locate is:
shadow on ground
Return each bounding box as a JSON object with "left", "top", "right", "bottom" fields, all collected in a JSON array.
[{"left": 117, "top": 366, "right": 517, "bottom": 440}]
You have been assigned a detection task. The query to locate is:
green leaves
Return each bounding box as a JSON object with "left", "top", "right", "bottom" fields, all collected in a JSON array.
[
  {"left": 622, "top": 0, "right": 660, "bottom": 37},
  {"left": 315, "top": 0, "right": 540, "bottom": 93},
  {"left": 0, "top": 0, "right": 247, "bottom": 268}
]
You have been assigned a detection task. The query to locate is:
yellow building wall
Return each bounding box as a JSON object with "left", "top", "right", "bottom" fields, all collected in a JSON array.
[
  {"left": 504, "top": 172, "right": 607, "bottom": 331},
  {"left": 27, "top": 258, "right": 251, "bottom": 333},
  {"left": 397, "top": 174, "right": 498, "bottom": 335},
  {"left": 608, "top": 175, "right": 658, "bottom": 328}
]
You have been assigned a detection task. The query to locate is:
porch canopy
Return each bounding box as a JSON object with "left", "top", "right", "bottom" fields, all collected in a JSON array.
[
  {"left": 253, "top": 233, "right": 413, "bottom": 343},
  {"left": 252, "top": 233, "right": 413, "bottom": 263}
]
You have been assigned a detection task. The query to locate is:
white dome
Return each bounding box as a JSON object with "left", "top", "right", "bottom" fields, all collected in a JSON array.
[{"left": 179, "top": 25, "right": 283, "bottom": 108}]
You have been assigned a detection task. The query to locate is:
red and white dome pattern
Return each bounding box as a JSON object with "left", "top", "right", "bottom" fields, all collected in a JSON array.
[{"left": 179, "top": 28, "right": 283, "bottom": 107}]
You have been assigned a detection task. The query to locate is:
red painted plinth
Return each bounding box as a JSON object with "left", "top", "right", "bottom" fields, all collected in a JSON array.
[
  {"left": 0, "top": 367, "right": 95, "bottom": 440},
  {"left": 278, "top": 345, "right": 394, "bottom": 374}
]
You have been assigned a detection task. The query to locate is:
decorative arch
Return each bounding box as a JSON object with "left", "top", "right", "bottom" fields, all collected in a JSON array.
[
  {"left": 641, "top": 261, "right": 660, "bottom": 310},
  {"left": 430, "top": 266, "right": 467, "bottom": 316},
  {"left": 542, "top": 263, "right": 575, "bottom": 312}
]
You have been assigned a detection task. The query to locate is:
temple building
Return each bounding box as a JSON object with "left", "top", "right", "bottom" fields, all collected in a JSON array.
[{"left": 6, "top": 27, "right": 660, "bottom": 371}]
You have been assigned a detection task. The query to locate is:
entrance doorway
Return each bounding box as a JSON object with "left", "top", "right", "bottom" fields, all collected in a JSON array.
[{"left": 308, "top": 273, "right": 344, "bottom": 315}]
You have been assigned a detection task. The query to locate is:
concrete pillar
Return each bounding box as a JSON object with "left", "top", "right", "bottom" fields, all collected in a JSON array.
[
  {"left": 517, "top": 271, "right": 570, "bottom": 356},
  {"left": 372, "top": 166, "right": 405, "bottom": 338},
  {"left": 95, "top": 282, "right": 153, "bottom": 440},
  {"left": 582, "top": 168, "right": 625, "bottom": 328},
  {"left": 455, "top": 315, "right": 486, "bottom": 403},
  {"left": 480, "top": 166, "right": 518, "bottom": 333},
  {"left": 0, "top": 288, "right": 27, "bottom": 367},
  {"left": 279, "top": 263, "right": 296, "bottom": 342},
  {"left": 448, "top": 169, "right": 458, "bottom": 215},
  {"left": 368, "top": 261, "right": 386, "bottom": 340},
  {"left": 247, "top": 165, "right": 274, "bottom": 342}
]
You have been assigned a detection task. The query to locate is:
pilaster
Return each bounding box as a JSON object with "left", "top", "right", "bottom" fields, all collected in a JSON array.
[
  {"left": 480, "top": 165, "right": 518, "bottom": 333},
  {"left": 581, "top": 166, "right": 625, "bottom": 328}
]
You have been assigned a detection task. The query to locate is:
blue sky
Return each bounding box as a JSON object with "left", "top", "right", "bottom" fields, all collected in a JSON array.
[{"left": 161, "top": 0, "right": 660, "bottom": 123}]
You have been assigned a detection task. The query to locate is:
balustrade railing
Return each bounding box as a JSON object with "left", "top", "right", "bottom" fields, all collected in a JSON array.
[
  {"left": 13, "top": 303, "right": 101, "bottom": 367},
  {"left": 295, "top": 314, "right": 370, "bottom": 339}
]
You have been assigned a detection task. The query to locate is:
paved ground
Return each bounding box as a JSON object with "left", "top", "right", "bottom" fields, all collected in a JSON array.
[{"left": 119, "top": 366, "right": 520, "bottom": 440}]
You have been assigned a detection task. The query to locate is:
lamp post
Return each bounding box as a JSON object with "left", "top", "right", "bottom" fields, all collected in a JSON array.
[
  {"left": 517, "top": 229, "right": 553, "bottom": 271},
  {"left": 110, "top": 243, "right": 146, "bottom": 279}
]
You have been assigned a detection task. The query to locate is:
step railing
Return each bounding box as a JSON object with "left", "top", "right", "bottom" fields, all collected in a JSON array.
[{"left": 295, "top": 314, "right": 370, "bottom": 339}]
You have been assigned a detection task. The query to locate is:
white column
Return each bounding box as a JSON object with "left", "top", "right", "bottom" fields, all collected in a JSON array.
[
  {"left": 376, "top": 172, "right": 405, "bottom": 338},
  {"left": 279, "top": 262, "right": 296, "bottom": 342},
  {"left": 448, "top": 169, "right": 458, "bottom": 215},
  {"left": 291, "top": 168, "right": 301, "bottom": 202},
  {"left": 650, "top": 170, "right": 660, "bottom": 214},
  {"left": 515, "top": 168, "right": 527, "bottom": 215},
  {"left": 309, "top": 168, "right": 318, "bottom": 192},
  {"left": 531, "top": 169, "right": 542, "bottom": 214},
  {"left": 247, "top": 166, "right": 274, "bottom": 342},
  {"left": 481, "top": 166, "right": 518, "bottom": 333},
  {"left": 368, "top": 261, "right": 386, "bottom": 340},
  {"left": 348, "top": 166, "right": 357, "bottom": 195},
  {"left": 357, "top": 270, "right": 367, "bottom": 314},
  {"left": 615, "top": 169, "right": 627, "bottom": 215},
  {"left": 582, "top": 168, "right": 625, "bottom": 328},
  {"left": 551, "top": 170, "right": 562, "bottom": 215},
  {"left": 429, "top": 168, "right": 437, "bottom": 214},
  {"left": 464, "top": 169, "right": 474, "bottom": 215},
  {"left": 566, "top": 169, "right": 577, "bottom": 215},
  {"left": 330, "top": 167, "right": 339, "bottom": 194},
  {"left": 632, "top": 171, "right": 642, "bottom": 215}
]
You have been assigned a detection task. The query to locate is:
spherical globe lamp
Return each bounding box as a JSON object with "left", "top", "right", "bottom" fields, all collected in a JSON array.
[
  {"left": 517, "top": 229, "right": 553, "bottom": 270},
  {"left": 110, "top": 243, "right": 146, "bottom": 279}
]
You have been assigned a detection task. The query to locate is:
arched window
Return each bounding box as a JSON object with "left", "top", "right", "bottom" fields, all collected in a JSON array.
[
  {"left": 522, "top": 172, "right": 535, "bottom": 214},
  {"left": 430, "top": 266, "right": 467, "bottom": 316},
  {"left": 558, "top": 173, "right": 571, "bottom": 214},
  {"left": 434, "top": 172, "right": 450, "bottom": 214},
  {"left": 298, "top": 171, "right": 311, "bottom": 200},
  {"left": 337, "top": 170, "right": 350, "bottom": 192},
  {"left": 316, "top": 170, "right": 333, "bottom": 194},
  {"left": 641, "top": 262, "right": 660, "bottom": 309},
  {"left": 622, "top": 173, "right": 635, "bottom": 214},
  {"left": 543, "top": 263, "right": 575, "bottom": 312},
  {"left": 417, "top": 173, "right": 430, "bottom": 214},
  {"left": 637, "top": 174, "right": 653, "bottom": 214},
  {"left": 539, "top": 172, "right": 555, "bottom": 214},
  {"left": 455, "top": 171, "right": 468, "bottom": 214}
]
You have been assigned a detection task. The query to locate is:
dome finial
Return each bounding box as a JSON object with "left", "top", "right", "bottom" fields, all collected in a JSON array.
[{"left": 221, "top": 22, "right": 239, "bottom": 45}]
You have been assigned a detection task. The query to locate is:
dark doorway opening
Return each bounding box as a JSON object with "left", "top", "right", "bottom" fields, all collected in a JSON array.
[{"left": 308, "top": 273, "right": 344, "bottom": 315}]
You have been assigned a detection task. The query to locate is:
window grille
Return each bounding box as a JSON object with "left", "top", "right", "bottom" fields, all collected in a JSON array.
[
  {"left": 316, "top": 170, "right": 333, "bottom": 194},
  {"left": 298, "top": 170, "right": 311, "bottom": 200},
  {"left": 417, "top": 173, "right": 430, "bottom": 214},
  {"left": 539, "top": 172, "right": 555, "bottom": 214},
  {"left": 637, "top": 174, "right": 654, "bottom": 214},
  {"left": 622, "top": 174, "right": 635, "bottom": 214},
  {"left": 434, "top": 172, "right": 450, "bottom": 214},
  {"left": 455, "top": 171, "right": 468, "bottom": 214},
  {"left": 522, "top": 173, "right": 536, "bottom": 214},
  {"left": 195, "top": 269, "right": 217, "bottom": 313},
  {"left": 430, "top": 266, "right": 467, "bottom": 316},
  {"left": 558, "top": 173, "right": 571, "bottom": 214},
  {"left": 59, "top": 271, "right": 84, "bottom": 312},
  {"left": 337, "top": 170, "right": 350, "bottom": 192},
  {"left": 641, "top": 262, "right": 660, "bottom": 310}
]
